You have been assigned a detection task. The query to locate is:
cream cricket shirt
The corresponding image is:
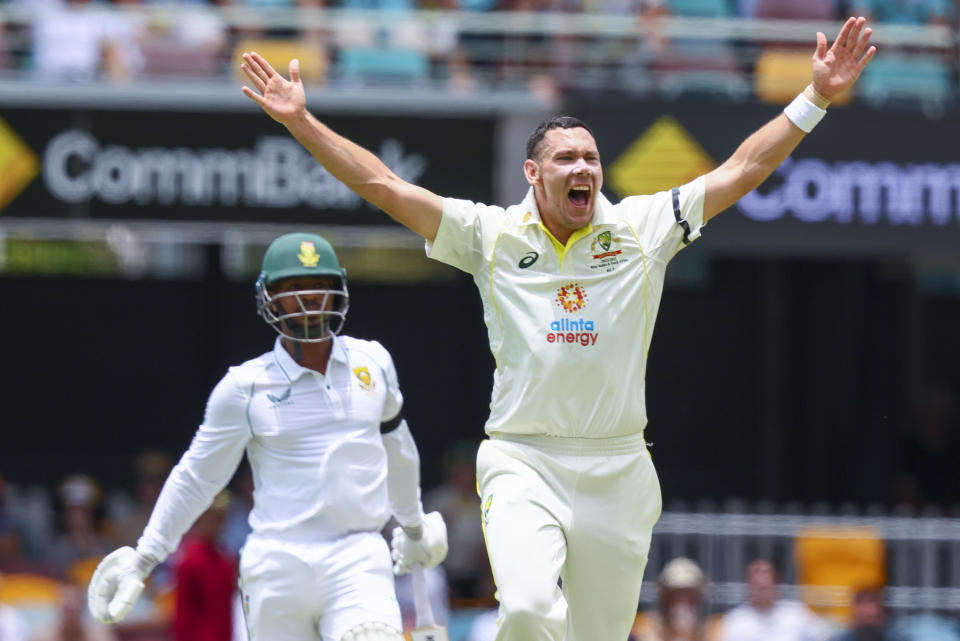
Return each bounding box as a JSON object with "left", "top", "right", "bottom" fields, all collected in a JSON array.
[
  {"left": 137, "top": 335, "right": 405, "bottom": 561},
  {"left": 427, "top": 177, "right": 705, "bottom": 439}
]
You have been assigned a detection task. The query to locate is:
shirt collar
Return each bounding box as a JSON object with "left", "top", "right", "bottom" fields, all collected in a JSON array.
[
  {"left": 271, "top": 334, "right": 348, "bottom": 383},
  {"left": 516, "top": 187, "right": 616, "bottom": 227}
]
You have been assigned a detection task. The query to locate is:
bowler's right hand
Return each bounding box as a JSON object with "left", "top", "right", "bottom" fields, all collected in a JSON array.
[
  {"left": 87, "top": 546, "right": 156, "bottom": 624},
  {"left": 240, "top": 53, "right": 307, "bottom": 126}
]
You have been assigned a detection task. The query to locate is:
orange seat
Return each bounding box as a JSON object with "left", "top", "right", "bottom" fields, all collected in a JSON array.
[
  {"left": 794, "top": 526, "right": 885, "bottom": 624},
  {"left": 233, "top": 38, "right": 327, "bottom": 86},
  {"left": 754, "top": 49, "right": 853, "bottom": 106},
  {"left": 0, "top": 573, "right": 61, "bottom": 606},
  {"left": 66, "top": 556, "right": 103, "bottom": 587}
]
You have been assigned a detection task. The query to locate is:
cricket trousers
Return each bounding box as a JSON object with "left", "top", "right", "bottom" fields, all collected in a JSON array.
[
  {"left": 476, "top": 433, "right": 662, "bottom": 641},
  {"left": 238, "top": 531, "right": 402, "bottom": 641}
]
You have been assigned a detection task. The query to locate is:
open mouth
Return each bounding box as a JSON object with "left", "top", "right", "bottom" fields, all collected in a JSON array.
[{"left": 568, "top": 184, "right": 590, "bottom": 208}]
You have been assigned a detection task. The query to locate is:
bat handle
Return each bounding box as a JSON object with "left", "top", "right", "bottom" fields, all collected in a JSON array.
[{"left": 411, "top": 564, "right": 436, "bottom": 628}]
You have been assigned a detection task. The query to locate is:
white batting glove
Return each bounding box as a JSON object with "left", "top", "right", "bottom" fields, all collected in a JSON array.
[
  {"left": 390, "top": 511, "right": 448, "bottom": 576},
  {"left": 87, "top": 546, "right": 157, "bottom": 624}
]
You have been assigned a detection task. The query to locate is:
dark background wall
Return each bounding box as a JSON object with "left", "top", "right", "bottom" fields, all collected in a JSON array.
[{"left": 3, "top": 249, "right": 954, "bottom": 508}]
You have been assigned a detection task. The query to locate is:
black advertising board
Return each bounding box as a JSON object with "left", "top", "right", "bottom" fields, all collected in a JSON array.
[
  {"left": 573, "top": 99, "right": 960, "bottom": 256},
  {"left": 0, "top": 108, "right": 494, "bottom": 225}
]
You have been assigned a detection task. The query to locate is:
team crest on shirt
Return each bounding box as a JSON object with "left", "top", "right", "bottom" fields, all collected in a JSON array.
[
  {"left": 352, "top": 366, "right": 376, "bottom": 391},
  {"left": 589, "top": 231, "right": 627, "bottom": 272},
  {"left": 547, "top": 283, "right": 598, "bottom": 347}
]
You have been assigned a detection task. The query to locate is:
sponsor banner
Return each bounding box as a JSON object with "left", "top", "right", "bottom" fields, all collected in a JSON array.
[
  {"left": 576, "top": 100, "right": 960, "bottom": 254},
  {"left": 0, "top": 108, "right": 494, "bottom": 224}
]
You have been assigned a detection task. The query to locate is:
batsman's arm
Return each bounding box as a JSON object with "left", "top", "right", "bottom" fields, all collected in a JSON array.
[
  {"left": 88, "top": 372, "right": 251, "bottom": 624},
  {"left": 241, "top": 53, "right": 443, "bottom": 242},
  {"left": 702, "top": 16, "right": 875, "bottom": 223}
]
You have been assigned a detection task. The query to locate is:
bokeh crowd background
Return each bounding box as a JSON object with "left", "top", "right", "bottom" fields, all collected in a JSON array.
[{"left": 1, "top": 0, "right": 960, "bottom": 639}]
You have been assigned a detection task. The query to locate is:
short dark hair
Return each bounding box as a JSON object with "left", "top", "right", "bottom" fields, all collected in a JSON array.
[{"left": 526, "top": 116, "right": 595, "bottom": 161}]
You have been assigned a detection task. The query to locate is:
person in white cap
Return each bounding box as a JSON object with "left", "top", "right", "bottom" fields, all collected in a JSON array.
[{"left": 632, "top": 557, "right": 711, "bottom": 641}]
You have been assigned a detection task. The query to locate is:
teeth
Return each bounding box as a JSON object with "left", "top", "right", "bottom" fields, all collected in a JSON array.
[{"left": 571, "top": 185, "right": 589, "bottom": 191}]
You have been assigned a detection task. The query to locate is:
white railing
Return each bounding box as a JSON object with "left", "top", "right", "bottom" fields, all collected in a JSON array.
[{"left": 643, "top": 507, "right": 960, "bottom": 614}]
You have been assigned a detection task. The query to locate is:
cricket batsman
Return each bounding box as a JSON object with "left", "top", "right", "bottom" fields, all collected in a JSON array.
[{"left": 87, "top": 233, "right": 448, "bottom": 641}]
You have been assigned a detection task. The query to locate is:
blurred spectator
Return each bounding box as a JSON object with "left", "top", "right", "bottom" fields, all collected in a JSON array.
[
  {"left": 631, "top": 557, "right": 711, "bottom": 641},
  {"left": 30, "top": 583, "right": 117, "bottom": 641},
  {"left": 0, "top": 474, "right": 30, "bottom": 574},
  {"left": 889, "top": 614, "right": 960, "bottom": 641},
  {"left": 110, "top": 451, "right": 172, "bottom": 550},
  {"left": 892, "top": 382, "right": 960, "bottom": 510},
  {"left": 718, "top": 558, "right": 832, "bottom": 641},
  {"left": 47, "top": 476, "right": 111, "bottom": 582},
  {"left": 848, "top": 0, "right": 954, "bottom": 25},
  {"left": 140, "top": 1, "right": 228, "bottom": 78},
  {"left": 748, "top": 0, "right": 837, "bottom": 19},
  {"left": 174, "top": 492, "right": 236, "bottom": 641},
  {"left": 423, "top": 442, "right": 485, "bottom": 601},
  {"left": 831, "top": 589, "right": 906, "bottom": 641},
  {"left": 28, "top": 0, "right": 145, "bottom": 83},
  {"left": 464, "top": 563, "right": 499, "bottom": 641},
  {"left": 0, "top": 571, "right": 30, "bottom": 641},
  {"left": 466, "top": 608, "right": 499, "bottom": 641},
  {"left": 218, "top": 462, "right": 253, "bottom": 558}
]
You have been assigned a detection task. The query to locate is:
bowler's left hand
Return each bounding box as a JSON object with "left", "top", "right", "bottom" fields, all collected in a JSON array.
[{"left": 812, "top": 16, "right": 877, "bottom": 101}]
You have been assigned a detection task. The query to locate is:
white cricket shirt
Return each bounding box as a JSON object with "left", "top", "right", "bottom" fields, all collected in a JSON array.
[
  {"left": 427, "top": 178, "right": 705, "bottom": 439},
  {"left": 138, "top": 335, "right": 406, "bottom": 561}
]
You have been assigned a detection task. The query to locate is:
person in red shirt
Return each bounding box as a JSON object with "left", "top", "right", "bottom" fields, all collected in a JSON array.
[{"left": 174, "top": 491, "right": 236, "bottom": 641}]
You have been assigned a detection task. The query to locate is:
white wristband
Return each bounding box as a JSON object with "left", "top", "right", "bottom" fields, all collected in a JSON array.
[{"left": 783, "top": 92, "right": 827, "bottom": 133}]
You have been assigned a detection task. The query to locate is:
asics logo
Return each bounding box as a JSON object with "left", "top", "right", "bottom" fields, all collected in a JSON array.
[{"left": 519, "top": 251, "right": 539, "bottom": 269}]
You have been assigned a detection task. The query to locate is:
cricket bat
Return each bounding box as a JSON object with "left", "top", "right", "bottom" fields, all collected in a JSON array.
[{"left": 409, "top": 564, "right": 449, "bottom": 641}]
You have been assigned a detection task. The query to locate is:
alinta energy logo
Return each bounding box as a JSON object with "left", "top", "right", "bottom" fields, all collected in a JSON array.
[
  {"left": 0, "top": 117, "right": 40, "bottom": 213},
  {"left": 607, "top": 115, "right": 716, "bottom": 199},
  {"left": 548, "top": 283, "right": 598, "bottom": 347}
]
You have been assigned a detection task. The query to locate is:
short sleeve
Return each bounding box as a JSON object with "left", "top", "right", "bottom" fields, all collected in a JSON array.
[
  {"left": 621, "top": 176, "right": 706, "bottom": 262},
  {"left": 367, "top": 341, "right": 404, "bottom": 423},
  {"left": 426, "top": 197, "right": 506, "bottom": 276}
]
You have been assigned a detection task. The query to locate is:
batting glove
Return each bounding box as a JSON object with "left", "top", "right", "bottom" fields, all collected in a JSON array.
[
  {"left": 390, "top": 511, "right": 448, "bottom": 575},
  {"left": 87, "top": 546, "right": 157, "bottom": 624}
]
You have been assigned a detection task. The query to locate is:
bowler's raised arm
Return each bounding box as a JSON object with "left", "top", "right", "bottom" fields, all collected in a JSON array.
[
  {"left": 241, "top": 53, "right": 444, "bottom": 241},
  {"left": 702, "top": 17, "right": 877, "bottom": 222}
]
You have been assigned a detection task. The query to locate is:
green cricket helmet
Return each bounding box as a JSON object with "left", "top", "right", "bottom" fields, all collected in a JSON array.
[{"left": 255, "top": 233, "right": 349, "bottom": 342}]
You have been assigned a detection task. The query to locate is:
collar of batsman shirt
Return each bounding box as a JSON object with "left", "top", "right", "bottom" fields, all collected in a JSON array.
[{"left": 425, "top": 178, "right": 705, "bottom": 440}]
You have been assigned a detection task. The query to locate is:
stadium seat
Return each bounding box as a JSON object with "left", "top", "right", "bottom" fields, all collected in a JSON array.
[
  {"left": 859, "top": 54, "right": 953, "bottom": 113},
  {"left": 654, "top": 41, "right": 749, "bottom": 100},
  {"left": 336, "top": 47, "right": 430, "bottom": 83},
  {"left": 0, "top": 573, "right": 60, "bottom": 605},
  {"left": 752, "top": 0, "right": 836, "bottom": 19},
  {"left": 754, "top": 49, "right": 853, "bottom": 105},
  {"left": 232, "top": 39, "right": 328, "bottom": 86},
  {"left": 143, "top": 42, "right": 221, "bottom": 79},
  {"left": 0, "top": 573, "right": 61, "bottom": 633},
  {"left": 65, "top": 556, "right": 102, "bottom": 587},
  {"left": 666, "top": 0, "right": 733, "bottom": 17},
  {"left": 794, "top": 525, "right": 885, "bottom": 624}
]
